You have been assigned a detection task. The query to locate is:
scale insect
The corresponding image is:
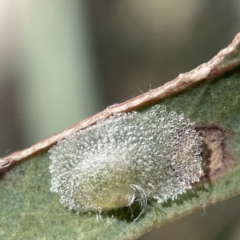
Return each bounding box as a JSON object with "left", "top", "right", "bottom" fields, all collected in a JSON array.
[{"left": 49, "top": 105, "right": 203, "bottom": 220}]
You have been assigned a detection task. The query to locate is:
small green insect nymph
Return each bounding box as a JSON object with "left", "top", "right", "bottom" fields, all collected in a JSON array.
[{"left": 49, "top": 105, "right": 203, "bottom": 219}]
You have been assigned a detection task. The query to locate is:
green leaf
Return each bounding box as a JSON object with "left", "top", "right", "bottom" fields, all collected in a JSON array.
[{"left": 1, "top": 34, "right": 240, "bottom": 240}]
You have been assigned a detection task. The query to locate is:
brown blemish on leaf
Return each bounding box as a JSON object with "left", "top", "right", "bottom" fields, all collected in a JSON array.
[
  {"left": 196, "top": 126, "right": 232, "bottom": 182},
  {"left": 0, "top": 170, "right": 4, "bottom": 180}
]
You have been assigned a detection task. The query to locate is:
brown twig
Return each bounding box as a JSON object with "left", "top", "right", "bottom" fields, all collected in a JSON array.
[{"left": 1, "top": 33, "right": 240, "bottom": 171}]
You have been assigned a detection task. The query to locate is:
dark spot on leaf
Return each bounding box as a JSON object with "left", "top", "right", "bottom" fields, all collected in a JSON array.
[
  {"left": 195, "top": 125, "right": 232, "bottom": 182},
  {"left": 0, "top": 170, "right": 5, "bottom": 180}
]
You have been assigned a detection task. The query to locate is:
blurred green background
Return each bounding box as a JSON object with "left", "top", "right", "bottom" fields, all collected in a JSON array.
[{"left": 0, "top": 0, "right": 240, "bottom": 239}]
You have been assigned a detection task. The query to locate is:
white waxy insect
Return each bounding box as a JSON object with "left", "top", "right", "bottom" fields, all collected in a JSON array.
[{"left": 49, "top": 105, "right": 203, "bottom": 217}]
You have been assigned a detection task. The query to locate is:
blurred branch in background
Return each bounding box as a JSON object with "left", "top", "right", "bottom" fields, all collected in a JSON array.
[
  {"left": 0, "top": 0, "right": 25, "bottom": 155},
  {"left": 0, "top": 0, "right": 103, "bottom": 156}
]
